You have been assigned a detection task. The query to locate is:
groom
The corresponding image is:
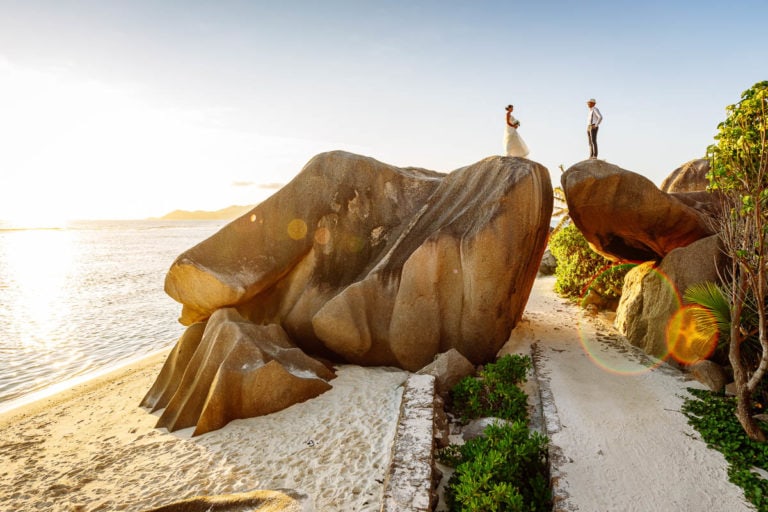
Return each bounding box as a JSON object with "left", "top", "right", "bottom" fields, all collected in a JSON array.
[{"left": 586, "top": 98, "right": 603, "bottom": 159}]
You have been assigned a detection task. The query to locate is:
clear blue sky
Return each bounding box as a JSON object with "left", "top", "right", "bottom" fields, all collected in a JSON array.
[{"left": 0, "top": 0, "right": 765, "bottom": 222}]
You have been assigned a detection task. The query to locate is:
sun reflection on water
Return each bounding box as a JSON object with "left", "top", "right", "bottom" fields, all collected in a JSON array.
[{"left": 0, "top": 228, "right": 77, "bottom": 349}]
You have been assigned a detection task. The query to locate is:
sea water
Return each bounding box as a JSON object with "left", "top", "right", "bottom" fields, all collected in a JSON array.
[{"left": 0, "top": 219, "right": 226, "bottom": 412}]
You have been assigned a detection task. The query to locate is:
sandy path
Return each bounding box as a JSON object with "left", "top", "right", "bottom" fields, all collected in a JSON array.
[
  {"left": 511, "top": 276, "right": 755, "bottom": 512},
  {"left": 0, "top": 355, "right": 407, "bottom": 512}
]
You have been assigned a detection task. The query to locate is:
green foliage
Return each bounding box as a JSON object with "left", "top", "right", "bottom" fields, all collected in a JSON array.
[
  {"left": 444, "top": 422, "right": 551, "bottom": 512},
  {"left": 549, "top": 223, "right": 632, "bottom": 301},
  {"left": 551, "top": 185, "right": 570, "bottom": 236},
  {"left": 683, "top": 281, "right": 732, "bottom": 362},
  {"left": 707, "top": 80, "right": 768, "bottom": 199},
  {"left": 682, "top": 388, "right": 768, "bottom": 510},
  {"left": 439, "top": 354, "right": 551, "bottom": 511},
  {"left": 684, "top": 281, "right": 732, "bottom": 340},
  {"left": 450, "top": 354, "right": 532, "bottom": 423},
  {"left": 683, "top": 281, "right": 766, "bottom": 366},
  {"left": 702, "top": 82, "right": 768, "bottom": 440}
]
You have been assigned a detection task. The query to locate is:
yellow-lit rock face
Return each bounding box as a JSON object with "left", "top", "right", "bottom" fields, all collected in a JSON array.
[
  {"left": 163, "top": 151, "right": 552, "bottom": 371},
  {"left": 147, "top": 151, "right": 553, "bottom": 432},
  {"left": 562, "top": 159, "right": 716, "bottom": 263},
  {"left": 142, "top": 308, "right": 334, "bottom": 436}
]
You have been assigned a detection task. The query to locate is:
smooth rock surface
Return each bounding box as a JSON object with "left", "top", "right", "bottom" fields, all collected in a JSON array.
[
  {"left": 416, "top": 349, "right": 476, "bottom": 399},
  {"left": 615, "top": 235, "right": 725, "bottom": 358},
  {"left": 164, "top": 151, "right": 553, "bottom": 370},
  {"left": 144, "top": 308, "right": 334, "bottom": 435},
  {"left": 660, "top": 158, "right": 710, "bottom": 193},
  {"left": 562, "top": 160, "right": 715, "bottom": 262}
]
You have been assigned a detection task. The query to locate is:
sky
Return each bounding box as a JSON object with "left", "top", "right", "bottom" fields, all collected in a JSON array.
[{"left": 0, "top": 0, "right": 765, "bottom": 223}]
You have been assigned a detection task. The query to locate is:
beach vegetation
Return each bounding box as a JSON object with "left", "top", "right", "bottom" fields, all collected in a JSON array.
[
  {"left": 682, "top": 387, "right": 768, "bottom": 510},
  {"left": 551, "top": 183, "right": 570, "bottom": 236},
  {"left": 449, "top": 354, "right": 531, "bottom": 423},
  {"left": 439, "top": 355, "right": 551, "bottom": 511},
  {"left": 549, "top": 223, "right": 631, "bottom": 304},
  {"left": 441, "top": 422, "right": 550, "bottom": 512},
  {"left": 684, "top": 281, "right": 765, "bottom": 370},
  {"left": 706, "top": 80, "right": 768, "bottom": 441}
]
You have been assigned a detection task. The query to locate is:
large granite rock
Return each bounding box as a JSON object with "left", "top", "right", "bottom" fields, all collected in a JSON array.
[
  {"left": 660, "top": 158, "right": 710, "bottom": 192},
  {"left": 561, "top": 160, "right": 715, "bottom": 262},
  {"left": 141, "top": 308, "right": 334, "bottom": 436},
  {"left": 615, "top": 235, "right": 725, "bottom": 358},
  {"left": 164, "top": 151, "right": 553, "bottom": 371}
]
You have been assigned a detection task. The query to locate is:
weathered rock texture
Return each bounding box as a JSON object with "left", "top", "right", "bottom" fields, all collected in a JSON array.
[
  {"left": 615, "top": 235, "right": 725, "bottom": 358},
  {"left": 164, "top": 151, "right": 553, "bottom": 371},
  {"left": 141, "top": 309, "right": 334, "bottom": 436},
  {"left": 562, "top": 160, "right": 715, "bottom": 262},
  {"left": 660, "top": 158, "right": 710, "bottom": 193},
  {"left": 145, "top": 151, "right": 552, "bottom": 433}
]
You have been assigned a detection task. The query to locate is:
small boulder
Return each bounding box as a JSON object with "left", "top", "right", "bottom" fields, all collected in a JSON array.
[
  {"left": 538, "top": 249, "right": 557, "bottom": 276},
  {"left": 416, "top": 349, "right": 476, "bottom": 399},
  {"left": 688, "top": 360, "right": 727, "bottom": 393},
  {"left": 461, "top": 417, "right": 512, "bottom": 442}
]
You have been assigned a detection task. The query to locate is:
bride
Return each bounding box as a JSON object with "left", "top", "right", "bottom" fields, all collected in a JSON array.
[{"left": 504, "top": 104, "right": 530, "bottom": 157}]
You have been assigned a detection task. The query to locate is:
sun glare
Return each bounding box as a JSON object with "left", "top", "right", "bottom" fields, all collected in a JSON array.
[{"left": 0, "top": 228, "right": 76, "bottom": 347}]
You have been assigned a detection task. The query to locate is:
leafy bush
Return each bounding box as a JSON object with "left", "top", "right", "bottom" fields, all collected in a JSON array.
[
  {"left": 549, "top": 223, "right": 631, "bottom": 301},
  {"left": 444, "top": 422, "right": 550, "bottom": 511},
  {"left": 449, "top": 354, "right": 531, "bottom": 423},
  {"left": 440, "top": 354, "right": 551, "bottom": 511},
  {"left": 682, "top": 388, "right": 768, "bottom": 510}
]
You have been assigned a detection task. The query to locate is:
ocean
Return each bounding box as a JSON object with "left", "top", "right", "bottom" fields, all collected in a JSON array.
[{"left": 0, "top": 219, "right": 226, "bottom": 413}]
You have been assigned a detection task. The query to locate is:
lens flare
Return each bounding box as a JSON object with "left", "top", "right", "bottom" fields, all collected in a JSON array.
[
  {"left": 314, "top": 226, "right": 331, "bottom": 245},
  {"left": 287, "top": 218, "right": 308, "bottom": 240},
  {"left": 574, "top": 263, "right": 670, "bottom": 375},
  {"left": 345, "top": 234, "right": 365, "bottom": 253},
  {"left": 666, "top": 305, "right": 719, "bottom": 364}
]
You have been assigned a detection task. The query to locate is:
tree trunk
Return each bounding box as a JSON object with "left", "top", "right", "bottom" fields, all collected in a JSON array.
[{"left": 735, "top": 383, "right": 766, "bottom": 442}]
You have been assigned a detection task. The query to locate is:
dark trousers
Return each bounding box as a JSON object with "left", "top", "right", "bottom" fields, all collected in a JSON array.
[{"left": 588, "top": 125, "right": 599, "bottom": 158}]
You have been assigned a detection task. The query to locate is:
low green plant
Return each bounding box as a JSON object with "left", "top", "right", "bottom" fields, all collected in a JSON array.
[
  {"left": 443, "top": 422, "right": 550, "bottom": 511},
  {"left": 440, "top": 354, "right": 551, "bottom": 511},
  {"left": 548, "top": 223, "right": 632, "bottom": 301},
  {"left": 682, "top": 387, "right": 768, "bottom": 510},
  {"left": 449, "top": 354, "right": 531, "bottom": 423}
]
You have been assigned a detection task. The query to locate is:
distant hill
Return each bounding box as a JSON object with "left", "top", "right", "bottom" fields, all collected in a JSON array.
[{"left": 158, "top": 204, "right": 256, "bottom": 221}]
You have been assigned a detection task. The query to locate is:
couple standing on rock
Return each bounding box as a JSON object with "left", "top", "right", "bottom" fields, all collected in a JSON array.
[{"left": 504, "top": 99, "right": 603, "bottom": 159}]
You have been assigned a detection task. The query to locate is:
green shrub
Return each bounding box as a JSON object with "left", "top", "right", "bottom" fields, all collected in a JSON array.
[
  {"left": 682, "top": 388, "right": 768, "bottom": 510},
  {"left": 450, "top": 354, "right": 531, "bottom": 423},
  {"left": 549, "top": 223, "right": 632, "bottom": 301},
  {"left": 444, "top": 422, "right": 550, "bottom": 511},
  {"left": 440, "top": 354, "right": 551, "bottom": 511}
]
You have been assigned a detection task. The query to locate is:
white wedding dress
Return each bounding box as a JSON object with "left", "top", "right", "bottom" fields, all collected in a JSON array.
[{"left": 504, "top": 116, "right": 530, "bottom": 157}]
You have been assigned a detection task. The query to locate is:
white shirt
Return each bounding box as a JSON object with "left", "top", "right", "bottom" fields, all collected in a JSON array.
[{"left": 588, "top": 106, "right": 603, "bottom": 127}]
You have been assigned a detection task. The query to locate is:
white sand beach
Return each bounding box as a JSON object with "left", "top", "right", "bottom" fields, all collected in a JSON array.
[
  {"left": 0, "top": 276, "right": 758, "bottom": 511},
  {"left": 0, "top": 356, "right": 408, "bottom": 511}
]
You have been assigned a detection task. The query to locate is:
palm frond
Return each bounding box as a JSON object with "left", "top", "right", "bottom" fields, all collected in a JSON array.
[{"left": 683, "top": 281, "right": 731, "bottom": 340}]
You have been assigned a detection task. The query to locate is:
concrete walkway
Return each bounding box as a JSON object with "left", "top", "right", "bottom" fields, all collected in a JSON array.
[{"left": 504, "top": 276, "right": 755, "bottom": 512}]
